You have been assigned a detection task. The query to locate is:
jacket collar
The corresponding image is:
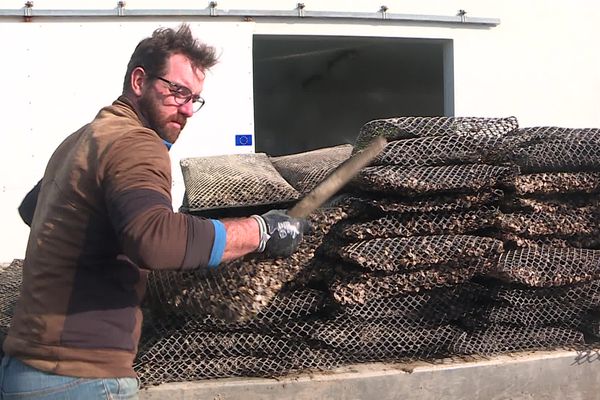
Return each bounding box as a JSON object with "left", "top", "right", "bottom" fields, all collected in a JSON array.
[{"left": 115, "top": 95, "right": 173, "bottom": 151}]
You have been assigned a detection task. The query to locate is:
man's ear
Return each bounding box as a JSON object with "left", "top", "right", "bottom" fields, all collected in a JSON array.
[{"left": 130, "top": 67, "right": 146, "bottom": 96}]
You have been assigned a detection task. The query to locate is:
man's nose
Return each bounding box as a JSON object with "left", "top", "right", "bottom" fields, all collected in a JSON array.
[{"left": 178, "top": 101, "right": 194, "bottom": 117}]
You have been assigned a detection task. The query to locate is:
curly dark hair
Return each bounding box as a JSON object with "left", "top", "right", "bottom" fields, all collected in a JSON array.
[{"left": 122, "top": 24, "right": 218, "bottom": 93}]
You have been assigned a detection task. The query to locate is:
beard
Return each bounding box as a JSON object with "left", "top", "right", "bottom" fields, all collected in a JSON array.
[{"left": 138, "top": 90, "right": 187, "bottom": 144}]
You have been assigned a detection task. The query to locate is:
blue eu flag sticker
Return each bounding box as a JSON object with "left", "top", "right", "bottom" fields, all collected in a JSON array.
[{"left": 235, "top": 134, "right": 253, "bottom": 146}]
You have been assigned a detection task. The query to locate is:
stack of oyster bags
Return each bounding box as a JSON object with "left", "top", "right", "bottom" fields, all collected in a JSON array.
[
  {"left": 290, "top": 116, "right": 519, "bottom": 362},
  {"left": 135, "top": 118, "right": 600, "bottom": 387},
  {"left": 450, "top": 127, "right": 600, "bottom": 355}
]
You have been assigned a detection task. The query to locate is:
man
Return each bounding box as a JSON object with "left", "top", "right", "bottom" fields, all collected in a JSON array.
[{"left": 0, "top": 24, "right": 306, "bottom": 399}]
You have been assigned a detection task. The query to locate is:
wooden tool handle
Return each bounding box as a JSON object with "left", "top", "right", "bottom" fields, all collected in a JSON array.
[{"left": 288, "top": 136, "right": 387, "bottom": 218}]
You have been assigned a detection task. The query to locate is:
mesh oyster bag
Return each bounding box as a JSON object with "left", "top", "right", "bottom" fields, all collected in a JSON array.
[
  {"left": 449, "top": 325, "right": 585, "bottom": 356},
  {"left": 507, "top": 127, "right": 600, "bottom": 146},
  {"left": 145, "top": 207, "right": 347, "bottom": 322},
  {"left": 473, "top": 278, "right": 600, "bottom": 329},
  {"left": 270, "top": 144, "right": 353, "bottom": 194},
  {"left": 140, "top": 328, "right": 309, "bottom": 360},
  {"left": 373, "top": 134, "right": 505, "bottom": 167},
  {"left": 477, "top": 280, "right": 600, "bottom": 330},
  {"left": 147, "top": 257, "right": 309, "bottom": 323},
  {"left": 339, "top": 283, "right": 486, "bottom": 324},
  {"left": 496, "top": 209, "right": 600, "bottom": 238},
  {"left": 329, "top": 260, "right": 492, "bottom": 305},
  {"left": 332, "top": 207, "right": 499, "bottom": 242},
  {"left": 495, "top": 232, "right": 600, "bottom": 250},
  {"left": 279, "top": 317, "right": 459, "bottom": 362},
  {"left": 335, "top": 235, "right": 504, "bottom": 273},
  {"left": 487, "top": 279, "right": 600, "bottom": 309},
  {"left": 343, "top": 190, "right": 503, "bottom": 216},
  {"left": 146, "top": 287, "right": 330, "bottom": 333},
  {"left": 493, "top": 246, "right": 600, "bottom": 287},
  {"left": 135, "top": 335, "right": 343, "bottom": 386},
  {"left": 352, "top": 164, "right": 515, "bottom": 196},
  {"left": 511, "top": 172, "right": 600, "bottom": 195},
  {"left": 0, "top": 260, "right": 22, "bottom": 345},
  {"left": 354, "top": 116, "right": 518, "bottom": 152},
  {"left": 180, "top": 153, "right": 300, "bottom": 213},
  {"left": 581, "top": 312, "right": 600, "bottom": 338},
  {"left": 511, "top": 142, "right": 600, "bottom": 173},
  {"left": 499, "top": 128, "right": 600, "bottom": 173},
  {"left": 501, "top": 194, "right": 600, "bottom": 214},
  {"left": 477, "top": 303, "right": 591, "bottom": 329},
  {"left": 136, "top": 288, "right": 337, "bottom": 386}
]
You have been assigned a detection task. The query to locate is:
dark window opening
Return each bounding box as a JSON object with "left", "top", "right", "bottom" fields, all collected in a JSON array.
[{"left": 253, "top": 35, "right": 452, "bottom": 156}]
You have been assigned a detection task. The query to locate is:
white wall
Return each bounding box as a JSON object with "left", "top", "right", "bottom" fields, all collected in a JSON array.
[{"left": 1, "top": 0, "right": 599, "bottom": 262}]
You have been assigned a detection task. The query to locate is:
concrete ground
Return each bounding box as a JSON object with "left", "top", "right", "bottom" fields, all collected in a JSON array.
[{"left": 140, "top": 348, "right": 600, "bottom": 400}]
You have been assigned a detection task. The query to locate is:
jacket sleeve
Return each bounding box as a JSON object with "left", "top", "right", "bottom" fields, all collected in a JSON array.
[
  {"left": 101, "top": 130, "right": 217, "bottom": 270},
  {"left": 18, "top": 179, "right": 42, "bottom": 227}
]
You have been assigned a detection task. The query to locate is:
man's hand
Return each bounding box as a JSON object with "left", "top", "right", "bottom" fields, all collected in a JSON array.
[{"left": 254, "top": 210, "right": 308, "bottom": 258}]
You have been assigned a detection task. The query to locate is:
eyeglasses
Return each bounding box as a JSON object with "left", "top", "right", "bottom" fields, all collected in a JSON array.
[{"left": 155, "top": 76, "right": 205, "bottom": 112}]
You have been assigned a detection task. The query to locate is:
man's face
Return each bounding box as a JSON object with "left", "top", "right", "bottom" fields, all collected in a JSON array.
[{"left": 139, "top": 53, "right": 205, "bottom": 144}]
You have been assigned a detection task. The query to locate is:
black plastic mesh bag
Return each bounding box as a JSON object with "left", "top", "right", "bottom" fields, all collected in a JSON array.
[
  {"left": 332, "top": 207, "right": 499, "bottom": 241},
  {"left": 496, "top": 232, "right": 600, "bottom": 250},
  {"left": 354, "top": 116, "right": 518, "bottom": 151},
  {"left": 500, "top": 128, "right": 600, "bottom": 173},
  {"left": 136, "top": 355, "right": 293, "bottom": 384},
  {"left": 140, "top": 329, "right": 308, "bottom": 360},
  {"left": 501, "top": 194, "right": 600, "bottom": 214},
  {"left": 339, "top": 283, "right": 485, "bottom": 324},
  {"left": 343, "top": 190, "right": 503, "bottom": 216},
  {"left": 477, "top": 304, "right": 590, "bottom": 328},
  {"left": 279, "top": 317, "right": 459, "bottom": 362},
  {"left": 510, "top": 127, "right": 600, "bottom": 146},
  {"left": 136, "top": 342, "right": 342, "bottom": 386},
  {"left": 512, "top": 172, "right": 600, "bottom": 195},
  {"left": 330, "top": 260, "right": 491, "bottom": 305},
  {"left": 450, "top": 325, "right": 585, "bottom": 356},
  {"left": 511, "top": 142, "right": 600, "bottom": 173},
  {"left": 148, "top": 288, "right": 330, "bottom": 333},
  {"left": 496, "top": 209, "right": 599, "bottom": 238},
  {"left": 487, "top": 279, "right": 600, "bottom": 309},
  {"left": 581, "top": 312, "right": 600, "bottom": 339},
  {"left": 472, "top": 279, "right": 600, "bottom": 329},
  {"left": 0, "top": 260, "right": 22, "bottom": 345},
  {"left": 146, "top": 257, "right": 305, "bottom": 323},
  {"left": 493, "top": 246, "right": 600, "bottom": 287},
  {"left": 180, "top": 153, "right": 300, "bottom": 212},
  {"left": 353, "top": 164, "right": 515, "bottom": 196},
  {"left": 335, "top": 235, "right": 503, "bottom": 273},
  {"left": 270, "top": 144, "right": 353, "bottom": 194},
  {"left": 374, "top": 134, "right": 505, "bottom": 167}
]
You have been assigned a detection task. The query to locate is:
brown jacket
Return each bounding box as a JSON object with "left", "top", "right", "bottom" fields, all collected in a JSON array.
[{"left": 4, "top": 97, "right": 216, "bottom": 378}]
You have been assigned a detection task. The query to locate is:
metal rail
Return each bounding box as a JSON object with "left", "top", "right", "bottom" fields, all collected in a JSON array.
[{"left": 0, "top": 6, "right": 500, "bottom": 27}]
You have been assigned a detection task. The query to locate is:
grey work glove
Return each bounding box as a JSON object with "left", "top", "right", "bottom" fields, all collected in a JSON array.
[{"left": 254, "top": 210, "right": 308, "bottom": 258}]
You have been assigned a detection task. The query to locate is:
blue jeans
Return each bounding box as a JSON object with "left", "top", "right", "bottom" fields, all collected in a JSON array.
[{"left": 0, "top": 356, "right": 139, "bottom": 399}]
